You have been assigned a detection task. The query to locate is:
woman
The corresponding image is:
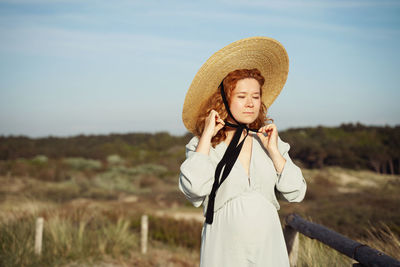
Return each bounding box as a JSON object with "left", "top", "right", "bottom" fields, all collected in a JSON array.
[{"left": 179, "top": 37, "right": 307, "bottom": 266}]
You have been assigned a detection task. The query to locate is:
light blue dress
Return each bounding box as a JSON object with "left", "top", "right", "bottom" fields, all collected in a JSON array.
[{"left": 179, "top": 134, "right": 307, "bottom": 267}]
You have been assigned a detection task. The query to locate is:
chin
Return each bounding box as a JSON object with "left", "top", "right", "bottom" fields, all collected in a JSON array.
[{"left": 238, "top": 117, "right": 257, "bottom": 125}]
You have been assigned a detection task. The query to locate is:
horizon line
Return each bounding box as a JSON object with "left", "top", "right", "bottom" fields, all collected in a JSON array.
[{"left": 1, "top": 121, "right": 399, "bottom": 139}]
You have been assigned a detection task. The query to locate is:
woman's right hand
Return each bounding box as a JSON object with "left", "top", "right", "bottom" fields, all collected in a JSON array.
[
  {"left": 203, "top": 110, "right": 225, "bottom": 138},
  {"left": 196, "top": 110, "right": 224, "bottom": 155}
]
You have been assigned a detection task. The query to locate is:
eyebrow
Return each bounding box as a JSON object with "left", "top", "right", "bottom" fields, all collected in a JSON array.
[{"left": 235, "top": 91, "right": 260, "bottom": 95}]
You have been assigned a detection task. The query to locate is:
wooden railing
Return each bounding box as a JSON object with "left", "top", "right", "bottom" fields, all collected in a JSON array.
[{"left": 283, "top": 213, "right": 400, "bottom": 267}]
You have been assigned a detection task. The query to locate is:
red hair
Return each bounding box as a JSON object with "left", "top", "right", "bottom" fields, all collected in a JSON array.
[{"left": 194, "top": 68, "right": 273, "bottom": 147}]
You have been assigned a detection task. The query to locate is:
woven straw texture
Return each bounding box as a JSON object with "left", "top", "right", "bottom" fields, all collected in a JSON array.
[{"left": 182, "top": 36, "right": 289, "bottom": 134}]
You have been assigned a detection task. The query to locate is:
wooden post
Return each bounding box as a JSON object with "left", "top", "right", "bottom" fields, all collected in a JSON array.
[
  {"left": 141, "top": 215, "right": 148, "bottom": 254},
  {"left": 284, "top": 225, "right": 299, "bottom": 267},
  {"left": 35, "top": 217, "right": 44, "bottom": 255}
]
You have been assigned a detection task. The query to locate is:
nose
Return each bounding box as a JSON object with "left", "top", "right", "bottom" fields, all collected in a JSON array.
[{"left": 245, "top": 96, "right": 254, "bottom": 107}]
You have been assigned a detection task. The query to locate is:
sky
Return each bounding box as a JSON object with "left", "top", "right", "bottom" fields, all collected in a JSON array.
[{"left": 0, "top": 0, "right": 399, "bottom": 138}]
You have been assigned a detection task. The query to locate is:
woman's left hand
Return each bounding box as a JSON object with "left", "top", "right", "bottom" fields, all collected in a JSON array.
[{"left": 257, "top": 123, "right": 279, "bottom": 154}]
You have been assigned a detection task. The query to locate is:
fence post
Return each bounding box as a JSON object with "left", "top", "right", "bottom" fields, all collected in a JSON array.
[
  {"left": 35, "top": 217, "right": 44, "bottom": 255},
  {"left": 284, "top": 225, "right": 299, "bottom": 266},
  {"left": 141, "top": 214, "right": 148, "bottom": 254}
]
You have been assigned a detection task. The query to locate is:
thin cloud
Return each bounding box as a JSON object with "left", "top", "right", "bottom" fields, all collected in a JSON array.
[
  {"left": 145, "top": 9, "right": 400, "bottom": 40},
  {"left": 223, "top": 0, "right": 400, "bottom": 9},
  {"left": 0, "top": 25, "right": 214, "bottom": 57}
]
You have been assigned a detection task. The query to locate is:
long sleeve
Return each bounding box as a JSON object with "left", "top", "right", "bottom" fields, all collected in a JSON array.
[
  {"left": 274, "top": 136, "right": 307, "bottom": 202},
  {"left": 179, "top": 136, "right": 216, "bottom": 207}
]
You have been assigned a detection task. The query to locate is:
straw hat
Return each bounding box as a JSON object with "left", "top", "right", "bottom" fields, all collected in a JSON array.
[{"left": 182, "top": 36, "right": 289, "bottom": 134}]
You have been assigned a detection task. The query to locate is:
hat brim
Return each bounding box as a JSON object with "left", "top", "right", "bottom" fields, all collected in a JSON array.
[{"left": 182, "top": 36, "right": 289, "bottom": 134}]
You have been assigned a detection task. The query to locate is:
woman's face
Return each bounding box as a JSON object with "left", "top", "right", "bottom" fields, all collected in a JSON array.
[{"left": 228, "top": 78, "right": 261, "bottom": 125}]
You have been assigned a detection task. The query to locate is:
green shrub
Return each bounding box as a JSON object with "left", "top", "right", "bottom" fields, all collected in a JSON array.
[
  {"left": 92, "top": 169, "right": 138, "bottom": 193},
  {"left": 31, "top": 155, "right": 48, "bottom": 165},
  {"left": 63, "top": 158, "right": 102, "bottom": 171},
  {"left": 106, "top": 154, "right": 125, "bottom": 166},
  {"left": 133, "top": 163, "right": 167, "bottom": 176}
]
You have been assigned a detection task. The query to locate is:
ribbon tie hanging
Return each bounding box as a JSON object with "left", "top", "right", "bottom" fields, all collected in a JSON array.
[{"left": 205, "top": 83, "right": 258, "bottom": 224}]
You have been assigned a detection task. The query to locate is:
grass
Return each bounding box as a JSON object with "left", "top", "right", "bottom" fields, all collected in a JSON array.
[
  {"left": 2, "top": 207, "right": 398, "bottom": 266},
  {"left": 0, "top": 208, "right": 138, "bottom": 267},
  {"left": 148, "top": 216, "right": 202, "bottom": 250},
  {"left": 357, "top": 221, "right": 400, "bottom": 260},
  {"left": 280, "top": 167, "right": 400, "bottom": 239},
  {"left": 0, "top": 205, "right": 201, "bottom": 267},
  {"left": 297, "top": 233, "right": 353, "bottom": 267},
  {"left": 295, "top": 221, "right": 400, "bottom": 266},
  {"left": 1, "top": 154, "right": 399, "bottom": 266}
]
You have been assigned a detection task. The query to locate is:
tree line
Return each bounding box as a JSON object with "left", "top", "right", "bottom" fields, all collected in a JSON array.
[
  {"left": 280, "top": 123, "right": 399, "bottom": 174},
  {"left": 1, "top": 123, "right": 399, "bottom": 174}
]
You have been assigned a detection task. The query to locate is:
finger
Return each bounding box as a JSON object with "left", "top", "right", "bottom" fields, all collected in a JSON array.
[
  {"left": 257, "top": 130, "right": 268, "bottom": 137},
  {"left": 214, "top": 124, "right": 224, "bottom": 135},
  {"left": 208, "top": 111, "right": 214, "bottom": 121},
  {"left": 264, "top": 125, "right": 274, "bottom": 132},
  {"left": 258, "top": 126, "right": 267, "bottom": 132},
  {"left": 216, "top": 123, "right": 224, "bottom": 130},
  {"left": 261, "top": 127, "right": 272, "bottom": 136},
  {"left": 266, "top": 124, "right": 277, "bottom": 134},
  {"left": 215, "top": 114, "right": 223, "bottom": 123},
  {"left": 261, "top": 126, "right": 272, "bottom": 134},
  {"left": 210, "top": 110, "right": 218, "bottom": 121},
  {"left": 257, "top": 132, "right": 268, "bottom": 140},
  {"left": 267, "top": 124, "right": 277, "bottom": 132}
]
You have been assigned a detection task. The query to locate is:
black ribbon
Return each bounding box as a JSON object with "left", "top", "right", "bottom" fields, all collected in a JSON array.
[{"left": 205, "top": 83, "right": 258, "bottom": 224}]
